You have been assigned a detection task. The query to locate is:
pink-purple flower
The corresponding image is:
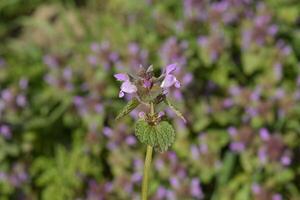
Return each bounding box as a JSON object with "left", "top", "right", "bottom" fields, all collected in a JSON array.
[
  {"left": 114, "top": 73, "right": 137, "bottom": 98},
  {"left": 161, "top": 64, "right": 181, "bottom": 89}
]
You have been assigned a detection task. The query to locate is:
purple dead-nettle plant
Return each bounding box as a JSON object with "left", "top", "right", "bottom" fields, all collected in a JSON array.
[{"left": 114, "top": 63, "right": 186, "bottom": 200}]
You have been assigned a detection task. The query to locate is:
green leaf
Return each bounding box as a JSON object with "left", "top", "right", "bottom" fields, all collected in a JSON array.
[
  {"left": 135, "top": 120, "right": 175, "bottom": 152},
  {"left": 116, "top": 98, "right": 140, "bottom": 120},
  {"left": 164, "top": 98, "right": 186, "bottom": 123}
]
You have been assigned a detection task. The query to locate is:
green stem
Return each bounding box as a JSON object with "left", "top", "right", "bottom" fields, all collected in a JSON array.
[
  {"left": 142, "top": 145, "right": 153, "bottom": 200},
  {"left": 141, "top": 102, "right": 155, "bottom": 200}
]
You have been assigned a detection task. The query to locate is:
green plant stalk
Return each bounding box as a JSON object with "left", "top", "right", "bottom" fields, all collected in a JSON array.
[
  {"left": 142, "top": 145, "right": 153, "bottom": 200},
  {"left": 141, "top": 102, "right": 154, "bottom": 200}
]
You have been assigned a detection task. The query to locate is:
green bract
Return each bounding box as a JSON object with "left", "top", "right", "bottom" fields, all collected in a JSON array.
[
  {"left": 164, "top": 98, "right": 186, "bottom": 123},
  {"left": 115, "top": 98, "right": 140, "bottom": 120}
]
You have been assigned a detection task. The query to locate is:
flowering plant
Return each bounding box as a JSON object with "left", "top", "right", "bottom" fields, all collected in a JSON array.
[{"left": 114, "top": 63, "right": 186, "bottom": 200}]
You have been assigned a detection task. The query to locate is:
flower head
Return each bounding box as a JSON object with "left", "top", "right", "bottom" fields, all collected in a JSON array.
[{"left": 114, "top": 63, "right": 183, "bottom": 125}]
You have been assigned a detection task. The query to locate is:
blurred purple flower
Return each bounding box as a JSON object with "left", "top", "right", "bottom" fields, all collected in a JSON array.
[
  {"left": 0, "top": 57, "right": 6, "bottom": 68},
  {"left": 1, "top": 89, "right": 13, "bottom": 102},
  {"left": 87, "top": 55, "right": 98, "bottom": 66},
  {"left": 103, "top": 127, "right": 113, "bottom": 137},
  {"left": 160, "top": 37, "right": 187, "bottom": 66},
  {"left": 251, "top": 183, "right": 261, "bottom": 194},
  {"left": 131, "top": 172, "right": 142, "bottom": 183},
  {"left": 0, "top": 125, "right": 12, "bottom": 139},
  {"left": 223, "top": 98, "right": 234, "bottom": 108},
  {"left": 190, "top": 178, "right": 204, "bottom": 199},
  {"left": 127, "top": 43, "right": 148, "bottom": 69},
  {"left": 228, "top": 126, "right": 238, "bottom": 137},
  {"left": 184, "top": 0, "right": 207, "bottom": 21},
  {"left": 0, "top": 172, "right": 7, "bottom": 181},
  {"left": 259, "top": 128, "right": 270, "bottom": 141},
  {"left": 19, "top": 78, "right": 28, "bottom": 90},
  {"left": 63, "top": 67, "right": 73, "bottom": 80},
  {"left": 230, "top": 142, "right": 245, "bottom": 152},
  {"left": 191, "top": 145, "right": 200, "bottom": 160},
  {"left": 125, "top": 135, "right": 137, "bottom": 146},
  {"left": 199, "top": 144, "right": 208, "bottom": 154},
  {"left": 16, "top": 95, "right": 27, "bottom": 107},
  {"left": 280, "top": 155, "right": 291, "bottom": 166},
  {"left": 169, "top": 177, "right": 180, "bottom": 189},
  {"left": 90, "top": 42, "right": 101, "bottom": 52},
  {"left": 166, "top": 189, "right": 176, "bottom": 200},
  {"left": 43, "top": 55, "right": 59, "bottom": 68},
  {"left": 156, "top": 186, "right": 167, "bottom": 199},
  {"left": 258, "top": 148, "right": 267, "bottom": 164},
  {"left": 272, "top": 194, "right": 283, "bottom": 200}
]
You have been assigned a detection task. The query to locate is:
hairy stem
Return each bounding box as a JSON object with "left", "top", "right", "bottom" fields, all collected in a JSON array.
[
  {"left": 142, "top": 145, "right": 153, "bottom": 200},
  {"left": 141, "top": 102, "right": 154, "bottom": 200}
]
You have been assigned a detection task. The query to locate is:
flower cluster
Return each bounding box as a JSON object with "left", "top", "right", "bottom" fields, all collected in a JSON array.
[{"left": 114, "top": 64, "right": 181, "bottom": 101}]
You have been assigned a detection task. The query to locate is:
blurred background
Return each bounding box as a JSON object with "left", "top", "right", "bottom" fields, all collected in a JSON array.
[{"left": 0, "top": 0, "right": 300, "bottom": 199}]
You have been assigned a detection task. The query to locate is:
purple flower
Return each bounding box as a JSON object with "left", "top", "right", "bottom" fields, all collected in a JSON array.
[
  {"left": 63, "top": 67, "right": 73, "bottom": 80},
  {"left": 259, "top": 128, "right": 270, "bottom": 141},
  {"left": 228, "top": 126, "right": 238, "bottom": 137},
  {"left": 161, "top": 64, "right": 181, "bottom": 89},
  {"left": 103, "top": 127, "right": 113, "bottom": 137},
  {"left": 125, "top": 135, "right": 137, "bottom": 146},
  {"left": 184, "top": 0, "right": 207, "bottom": 21},
  {"left": 191, "top": 145, "right": 200, "bottom": 160},
  {"left": 142, "top": 79, "right": 152, "bottom": 89},
  {"left": 190, "top": 178, "right": 204, "bottom": 199},
  {"left": 160, "top": 37, "right": 187, "bottom": 66},
  {"left": 199, "top": 144, "right": 208, "bottom": 154},
  {"left": 138, "top": 111, "right": 146, "bottom": 119},
  {"left": 280, "top": 155, "right": 291, "bottom": 166},
  {"left": 156, "top": 186, "right": 167, "bottom": 199},
  {"left": 166, "top": 190, "right": 176, "bottom": 200},
  {"left": 43, "top": 55, "right": 59, "bottom": 68},
  {"left": 87, "top": 55, "right": 98, "bottom": 66},
  {"left": 0, "top": 57, "right": 6, "bottom": 68},
  {"left": 258, "top": 148, "right": 267, "bottom": 164},
  {"left": 230, "top": 142, "right": 245, "bottom": 152},
  {"left": 0, "top": 172, "right": 7, "bottom": 181},
  {"left": 19, "top": 78, "right": 28, "bottom": 90},
  {"left": 131, "top": 172, "right": 142, "bottom": 183},
  {"left": 251, "top": 183, "right": 261, "bottom": 194},
  {"left": 272, "top": 194, "right": 283, "bottom": 200},
  {"left": 169, "top": 177, "right": 180, "bottom": 189},
  {"left": 94, "top": 103, "right": 103, "bottom": 113},
  {"left": 0, "top": 125, "right": 11, "bottom": 139},
  {"left": 1, "top": 89, "right": 13, "bottom": 102},
  {"left": 16, "top": 95, "right": 27, "bottom": 107},
  {"left": 114, "top": 73, "right": 137, "bottom": 97},
  {"left": 158, "top": 111, "right": 165, "bottom": 118},
  {"left": 90, "top": 42, "right": 101, "bottom": 52},
  {"left": 223, "top": 98, "right": 234, "bottom": 108}
]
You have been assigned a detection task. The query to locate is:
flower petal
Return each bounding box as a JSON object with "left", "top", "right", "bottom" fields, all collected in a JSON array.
[
  {"left": 161, "top": 75, "right": 176, "bottom": 88},
  {"left": 143, "top": 79, "right": 152, "bottom": 89},
  {"left": 174, "top": 78, "right": 181, "bottom": 88},
  {"left": 121, "top": 81, "right": 137, "bottom": 93},
  {"left": 114, "top": 73, "right": 129, "bottom": 81},
  {"left": 166, "top": 63, "right": 177, "bottom": 74},
  {"left": 119, "top": 91, "right": 124, "bottom": 98}
]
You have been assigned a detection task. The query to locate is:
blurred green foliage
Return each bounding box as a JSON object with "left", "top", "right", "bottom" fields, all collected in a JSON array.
[{"left": 0, "top": 0, "right": 300, "bottom": 200}]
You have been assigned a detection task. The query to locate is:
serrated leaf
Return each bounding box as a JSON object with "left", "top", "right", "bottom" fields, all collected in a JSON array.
[
  {"left": 164, "top": 98, "right": 186, "bottom": 123},
  {"left": 135, "top": 120, "right": 175, "bottom": 152},
  {"left": 116, "top": 98, "right": 140, "bottom": 120}
]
